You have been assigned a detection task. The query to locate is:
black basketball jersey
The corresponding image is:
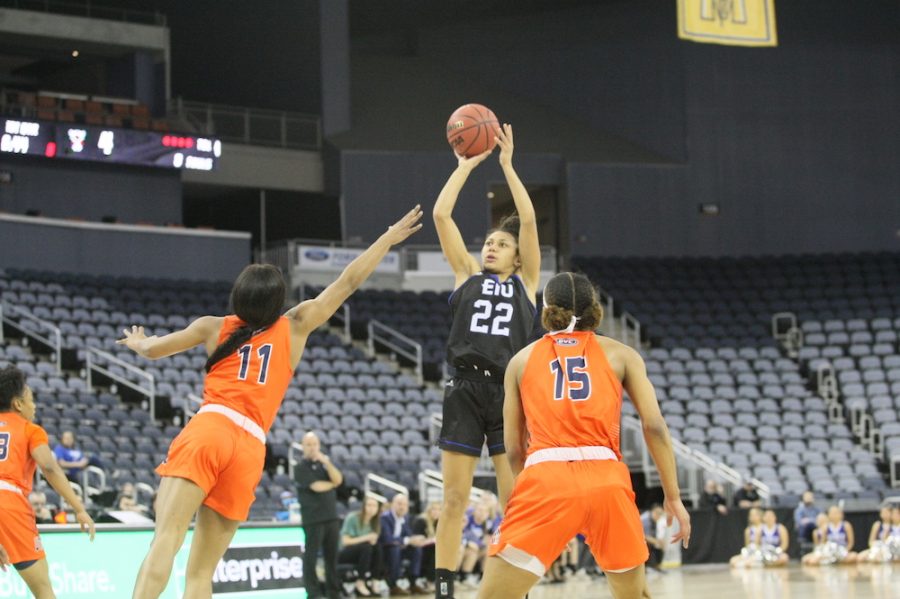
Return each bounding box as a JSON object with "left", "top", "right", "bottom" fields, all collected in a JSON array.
[{"left": 446, "top": 273, "right": 536, "bottom": 373}]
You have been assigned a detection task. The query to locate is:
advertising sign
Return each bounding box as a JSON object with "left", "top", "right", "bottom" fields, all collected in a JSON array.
[
  {"left": 298, "top": 245, "right": 400, "bottom": 274},
  {"left": 0, "top": 525, "right": 305, "bottom": 598}
]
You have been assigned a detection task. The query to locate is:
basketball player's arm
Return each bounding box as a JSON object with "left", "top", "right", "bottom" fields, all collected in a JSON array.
[
  {"left": 32, "top": 444, "right": 96, "bottom": 540},
  {"left": 622, "top": 346, "right": 691, "bottom": 548},
  {"left": 0, "top": 543, "right": 9, "bottom": 571},
  {"left": 495, "top": 124, "right": 541, "bottom": 294},
  {"left": 116, "top": 316, "right": 222, "bottom": 360},
  {"left": 502, "top": 350, "right": 529, "bottom": 476},
  {"left": 288, "top": 205, "right": 424, "bottom": 335},
  {"left": 433, "top": 153, "right": 491, "bottom": 286}
]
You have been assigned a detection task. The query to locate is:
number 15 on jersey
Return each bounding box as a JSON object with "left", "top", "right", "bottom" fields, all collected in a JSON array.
[{"left": 550, "top": 356, "right": 591, "bottom": 401}]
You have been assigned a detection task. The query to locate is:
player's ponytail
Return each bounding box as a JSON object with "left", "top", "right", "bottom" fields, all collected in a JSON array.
[
  {"left": 541, "top": 272, "right": 603, "bottom": 332},
  {"left": 205, "top": 264, "right": 286, "bottom": 372}
]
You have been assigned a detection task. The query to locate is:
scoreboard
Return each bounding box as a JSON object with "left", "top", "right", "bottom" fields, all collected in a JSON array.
[{"left": 0, "top": 118, "right": 222, "bottom": 171}]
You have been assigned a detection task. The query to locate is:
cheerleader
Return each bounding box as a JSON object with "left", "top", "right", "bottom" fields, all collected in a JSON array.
[
  {"left": 802, "top": 505, "right": 858, "bottom": 565},
  {"left": 729, "top": 508, "right": 763, "bottom": 567},
  {"left": 857, "top": 506, "right": 892, "bottom": 563},
  {"left": 757, "top": 510, "right": 789, "bottom": 567}
]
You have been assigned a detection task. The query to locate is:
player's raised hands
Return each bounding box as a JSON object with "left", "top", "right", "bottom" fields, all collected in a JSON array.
[
  {"left": 665, "top": 497, "right": 692, "bottom": 549},
  {"left": 495, "top": 123, "right": 514, "bottom": 167},
  {"left": 383, "top": 204, "right": 424, "bottom": 245},
  {"left": 456, "top": 147, "right": 493, "bottom": 171}
]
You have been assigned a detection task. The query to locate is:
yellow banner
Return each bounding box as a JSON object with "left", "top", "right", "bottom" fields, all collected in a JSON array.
[{"left": 677, "top": 0, "right": 777, "bottom": 47}]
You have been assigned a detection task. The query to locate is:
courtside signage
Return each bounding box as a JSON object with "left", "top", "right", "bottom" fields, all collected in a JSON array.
[
  {"left": 0, "top": 525, "right": 306, "bottom": 598},
  {"left": 298, "top": 245, "right": 400, "bottom": 274}
]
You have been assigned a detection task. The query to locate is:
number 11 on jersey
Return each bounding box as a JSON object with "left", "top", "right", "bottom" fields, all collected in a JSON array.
[{"left": 237, "top": 343, "right": 273, "bottom": 384}]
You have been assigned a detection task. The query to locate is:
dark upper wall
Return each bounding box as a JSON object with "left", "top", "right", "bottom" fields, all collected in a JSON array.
[
  {"left": 0, "top": 215, "right": 249, "bottom": 281},
  {"left": 0, "top": 155, "right": 182, "bottom": 224},
  {"left": 339, "top": 0, "right": 900, "bottom": 257}
]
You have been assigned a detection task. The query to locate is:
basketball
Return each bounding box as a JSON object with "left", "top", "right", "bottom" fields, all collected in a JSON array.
[{"left": 446, "top": 103, "right": 499, "bottom": 157}]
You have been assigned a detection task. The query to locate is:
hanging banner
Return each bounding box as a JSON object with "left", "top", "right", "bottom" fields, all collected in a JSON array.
[{"left": 677, "top": 0, "right": 777, "bottom": 47}]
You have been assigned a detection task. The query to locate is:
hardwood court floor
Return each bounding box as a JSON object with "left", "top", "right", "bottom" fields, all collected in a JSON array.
[{"left": 452, "top": 563, "right": 900, "bottom": 599}]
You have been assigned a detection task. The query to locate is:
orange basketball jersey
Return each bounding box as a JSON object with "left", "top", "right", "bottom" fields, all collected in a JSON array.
[
  {"left": 0, "top": 412, "right": 49, "bottom": 494},
  {"left": 202, "top": 315, "right": 294, "bottom": 433},
  {"left": 519, "top": 331, "right": 623, "bottom": 459}
]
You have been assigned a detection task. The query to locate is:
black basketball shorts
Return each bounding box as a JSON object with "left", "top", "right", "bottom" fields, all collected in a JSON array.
[{"left": 438, "top": 376, "right": 505, "bottom": 457}]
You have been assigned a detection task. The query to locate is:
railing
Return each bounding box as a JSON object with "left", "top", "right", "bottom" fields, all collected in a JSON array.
[
  {"left": 168, "top": 98, "right": 321, "bottom": 150},
  {"left": 332, "top": 304, "right": 351, "bottom": 344},
  {"left": 621, "top": 415, "right": 770, "bottom": 507},
  {"left": 80, "top": 465, "right": 106, "bottom": 497},
  {"left": 620, "top": 311, "right": 642, "bottom": 349},
  {"left": 184, "top": 393, "right": 203, "bottom": 419},
  {"left": 85, "top": 347, "right": 156, "bottom": 419},
  {"left": 288, "top": 442, "right": 303, "bottom": 480},
  {"left": 418, "top": 469, "right": 486, "bottom": 507},
  {"left": 0, "top": 0, "right": 166, "bottom": 25},
  {"left": 368, "top": 319, "right": 423, "bottom": 385},
  {"left": 772, "top": 312, "right": 802, "bottom": 358},
  {"left": 365, "top": 473, "right": 408, "bottom": 504},
  {"left": 135, "top": 482, "right": 156, "bottom": 507},
  {"left": 595, "top": 284, "right": 642, "bottom": 349},
  {"left": 0, "top": 302, "right": 62, "bottom": 371}
]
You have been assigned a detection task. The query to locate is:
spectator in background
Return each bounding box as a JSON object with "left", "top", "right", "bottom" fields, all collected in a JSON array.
[
  {"left": 294, "top": 432, "right": 343, "bottom": 599},
  {"left": 793, "top": 491, "right": 822, "bottom": 543},
  {"left": 379, "top": 493, "right": 427, "bottom": 596},
  {"left": 733, "top": 481, "right": 762, "bottom": 509},
  {"left": 641, "top": 504, "right": 666, "bottom": 572},
  {"left": 411, "top": 502, "right": 441, "bottom": 590},
  {"left": 339, "top": 495, "right": 383, "bottom": 597},
  {"left": 116, "top": 482, "right": 150, "bottom": 514},
  {"left": 275, "top": 490, "right": 298, "bottom": 522},
  {"left": 699, "top": 480, "right": 728, "bottom": 515},
  {"left": 28, "top": 491, "right": 54, "bottom": 524},
  {"left": 53, "top": 430, "right": 102, "bottom": 482},
  {"left": 459, "top": 502, "right": 493, "bottom": 587}
]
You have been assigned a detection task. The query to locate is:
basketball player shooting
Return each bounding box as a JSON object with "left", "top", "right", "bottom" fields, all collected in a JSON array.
[{"left": 432, "top": 124, "right": 541, "bottom": 599}]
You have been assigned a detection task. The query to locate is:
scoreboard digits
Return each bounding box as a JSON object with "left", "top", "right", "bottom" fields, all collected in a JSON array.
[{"left": 0, "top": 118, "right": 221, "bottom": 171}]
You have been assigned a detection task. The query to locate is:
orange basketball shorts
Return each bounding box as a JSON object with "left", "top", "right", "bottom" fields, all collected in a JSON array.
[
  {"left": 488, "top": 459, "right": 648, "bottom": 574},
  {"left": 157, "top": 411, "right": 265, "bottom": 521},
  {"left": 0, "top": 490, "right": 45, "bottom": 565}
]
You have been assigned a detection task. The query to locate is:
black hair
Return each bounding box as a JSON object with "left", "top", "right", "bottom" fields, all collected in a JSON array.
[
  {"left": 493, "top": 214, "right": 520, "bottom": 239},
  {"left": 0, "top": 366, "right": 26, "bottom": 411},
  {"left": 205, "top": 264, "right": 286, "bottom": 372},
  {"left": 541, "top": 272, "right": 603, "bottom": 332}
]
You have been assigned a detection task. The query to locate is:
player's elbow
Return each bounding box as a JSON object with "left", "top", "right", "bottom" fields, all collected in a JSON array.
[
  {"left": 642, "top": 417, "right": 669, "bottom": 441},
  {"left": 432, "top": 209, "right": 451, "bottom": 223}
]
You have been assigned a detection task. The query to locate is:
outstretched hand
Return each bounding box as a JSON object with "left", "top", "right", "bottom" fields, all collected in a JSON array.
[
  {"left": 456, "top": 147, "right": 493, "bottom": 171},
  {"left": 495, "top": 123, "right": 514, "bottom": 167},
  {"left": 116, "top": 325, "right": 157, "bottom": 357},
  {"left": 383, "top": 205, "right": 424, "bottom": 245}
]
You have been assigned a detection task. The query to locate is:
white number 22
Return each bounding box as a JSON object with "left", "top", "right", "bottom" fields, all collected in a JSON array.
[{"left": 470, "top": 300, "right": 513, "bottom": 336}]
